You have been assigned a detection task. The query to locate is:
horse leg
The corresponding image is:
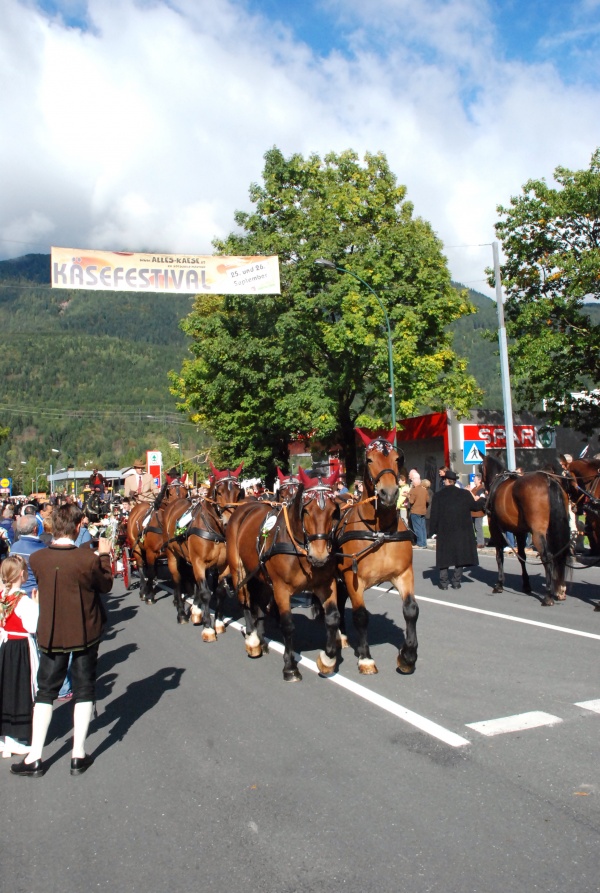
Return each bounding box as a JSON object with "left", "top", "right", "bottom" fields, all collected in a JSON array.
[
  {"left": 145, "top": 560, "right": 157, "bottom": 604},
  {"left": 516, "top": 533, "right": 531, "bottom": 595},
  {"left": 534, "top": 533, "right": 555, "bottom": 606},
  {"left": 316, "top": 585, "right": 340, "bottom": 677},
  {"left": 273, "top": 587, "right": 301, "bottom": 681},
  {"left": 168, "top": 552, "right": 188, "bottom": 624},
  {"left": 243, "top": 583, "right": 269, "bottom": 657},
  {"left": 492, "top": 544, "right": 505, "bottom": 593},
  {"left": 395, "top": 566, "right": 418, "bottom": 675},
  {"left": 212, "top": 568, "right": 227, "bottom": 636},
  {"left": 336, "top": 577, "right": 349, "bottom": 649},
  {"left": 351, "top": 598, "right": 377, "bottom": 675}
]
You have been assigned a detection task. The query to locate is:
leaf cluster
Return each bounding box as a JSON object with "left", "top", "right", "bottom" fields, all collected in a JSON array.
[{"left": 491, "top": 149, "right": 600, "bottom": 433}]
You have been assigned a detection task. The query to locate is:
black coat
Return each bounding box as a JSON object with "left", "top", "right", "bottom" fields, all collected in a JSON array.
[{"left": 429, "top": 485, "right": 484, "bottom": 569}]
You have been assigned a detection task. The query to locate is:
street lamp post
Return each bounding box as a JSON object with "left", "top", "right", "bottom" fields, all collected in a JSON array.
[
  {"left": 492, "top": 242, "right": 516, "bottom": 470},
  {"left": 314, "top": 258, "right": 397, "bottom": 441},
  {"left": 50, "top": 449, "right": 60, "bottom": 496}
]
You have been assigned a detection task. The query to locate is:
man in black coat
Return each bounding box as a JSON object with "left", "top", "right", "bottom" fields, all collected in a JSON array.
[{"left": 428, "top": 470, "right": 486, "bottom": 590}]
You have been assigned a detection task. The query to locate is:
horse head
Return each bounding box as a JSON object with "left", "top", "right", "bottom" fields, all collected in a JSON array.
[
  {"left": 481, "top": 454, "right": 504, "bottom": 492},
  {"left": 355, "top": 427, "right": 402, "bottom": 508},
  {"left": 209, "top": 461, "right": 244, "bottom": 507},
  {"left": 295, "top": 467, "right": 341, "bottom": 567},
  {"left": 276, "top": 466, "right": 300, "bottom": 502}
]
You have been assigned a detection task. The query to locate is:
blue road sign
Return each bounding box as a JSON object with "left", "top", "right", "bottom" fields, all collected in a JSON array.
[{"left": 463, "top": 440, "right": 486, "bottom": 464}]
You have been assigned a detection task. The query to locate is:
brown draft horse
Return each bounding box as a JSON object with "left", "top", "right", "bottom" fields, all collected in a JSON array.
[
  {"left": 275, "top": 466, "right": 300, "bottom": 502},
  {"left": 482, "top": 455, "right": 571, "bottom": 606},
  {"left": 335, "top": 429, "right": 417, "bottom": 675},
  {"left": 126, "top": 480, "right": 189, "bottom": 604},
  {"left": 567, "top": 458, "right": 600, "bottom": 555},
  {"left": 226, "top": 467, "right": 342, "bottom": 681},
  {"left": 164, "top": 462, "right": 244, "bottom": 636}
]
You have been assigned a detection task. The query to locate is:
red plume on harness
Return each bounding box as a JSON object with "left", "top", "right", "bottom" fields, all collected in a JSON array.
[
  {"left": 355, "top": 427, "right": 397, "bottom": 447},
  {"left": 209, "top": 461, "right": 244, "bottom": 481},
  {"left": 297, "top": 466, "right": 340, "bottom": 489}
]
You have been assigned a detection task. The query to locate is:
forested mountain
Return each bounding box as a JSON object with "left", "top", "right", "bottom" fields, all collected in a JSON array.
[
  {"left": 1, "top": 253, "right": 597, "bottom": 491},
  {"left": 0, "top": 253, "right": 199, "bottom": 486}
]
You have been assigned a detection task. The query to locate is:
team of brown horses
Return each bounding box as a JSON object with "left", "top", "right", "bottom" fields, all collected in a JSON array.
[{"left": 124, "top": 432, "right": 589, "bottom": 682}]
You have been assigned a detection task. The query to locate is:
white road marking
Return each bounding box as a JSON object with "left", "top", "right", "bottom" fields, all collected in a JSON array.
[
  {"left": 575, "top": 699, "right": 600, "bottom": 714},
  {"left": 227, "top": 619, "right": 470, "bottom": 748},
  {"left": 371, "top": 587, "right": 600, "bottom": 641},
  {"left": 466, "top": 711, "right": 563, "bottom": 737}
]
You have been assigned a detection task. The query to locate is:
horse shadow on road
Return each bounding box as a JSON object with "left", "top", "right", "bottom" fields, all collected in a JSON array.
[{"left": 261, "top": 601, "right": 407, "bottom": 662}]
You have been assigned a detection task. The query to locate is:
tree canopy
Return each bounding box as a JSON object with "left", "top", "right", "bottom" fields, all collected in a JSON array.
[
  {"left": 492, "top": 149, "right": 600, "bottom": 435},
  {"left": 172, "top": 148, "right": 481, "bottom": 482}
]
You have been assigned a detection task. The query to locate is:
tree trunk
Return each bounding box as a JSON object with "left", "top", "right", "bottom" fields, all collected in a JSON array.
[{"left": 339, "top": 403, "right": 358, "bottom": 486}]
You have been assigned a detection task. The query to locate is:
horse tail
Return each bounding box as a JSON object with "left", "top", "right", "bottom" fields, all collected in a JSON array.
[{"left": 546, "top": 476, "right": 571, "bottom": 594}]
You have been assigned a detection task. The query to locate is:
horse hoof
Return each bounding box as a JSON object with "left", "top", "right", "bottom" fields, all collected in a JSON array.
[
  {"left": 337, "top": 632, "right": 349, "bottom": 649},
  {"left": 358, "top": 658, "right": 378, "bottom": 675},
  {"left": 556, "top": 586, "right": 567, "bottom": 601},
  {"left": 202, "top": 628, "right": 217, "bottom": 643},
  {"left": 215, "top": 620, "right": 226, "bottom": 635},
  {"left": 145, "top": 597, "right": 156, "bottom": 605},
  {"left": 191, "top": 609, "right": 203, "bottom": 625},
  {"left": 396, "top": 654, "right": 416, "bottom": 675},
  {"left": 492, "top": 585, "right": 503, "bottom": 594},
  {"left": 177, "top": 615, "right": 189, "bottom": 624},
  {"left": 283, "top": 669, "right": 302, "bottom": 682},
  {"left": 541, "top": 598, "right": 555, "bottom": 607},
  {"left": 523, "top": 586, "right": 532, "bottom": 594},
  {"left": 316, "top": 651, "right": 336, "bottom": 676}
]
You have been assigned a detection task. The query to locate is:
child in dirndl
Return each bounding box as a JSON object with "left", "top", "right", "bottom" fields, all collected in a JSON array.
[{"left": 0, "top": 555, "right": 39, "bottom": 757}]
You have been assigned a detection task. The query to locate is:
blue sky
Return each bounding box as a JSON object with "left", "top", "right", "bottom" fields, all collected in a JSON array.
[{"left": 2, "top": 0, "right": 599, "bottom": 293}]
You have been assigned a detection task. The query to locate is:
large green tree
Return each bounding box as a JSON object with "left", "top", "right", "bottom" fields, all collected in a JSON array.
[
  {"left": 172, "top": 148, "right": 480, "bottom": 482},
  {"left": 492, "top": 149, "right": 600, "bottom": 435}
]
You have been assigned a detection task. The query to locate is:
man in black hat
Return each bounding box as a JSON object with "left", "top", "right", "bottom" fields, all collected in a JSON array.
[
  {"left": 154, "top": 467, "right": 184, "bottom": 510},
  {"left": 428, "top": 470, "right": 486, "bottom": 590}
]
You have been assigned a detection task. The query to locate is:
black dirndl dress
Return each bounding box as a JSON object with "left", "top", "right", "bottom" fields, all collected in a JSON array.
[{"left": 0, "top": 637, "right": 34, "bottom": 743}]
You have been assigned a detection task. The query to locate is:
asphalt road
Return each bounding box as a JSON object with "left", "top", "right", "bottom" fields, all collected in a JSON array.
[{"left": 2, "top": 546, "right": 599, "bottom": 893}]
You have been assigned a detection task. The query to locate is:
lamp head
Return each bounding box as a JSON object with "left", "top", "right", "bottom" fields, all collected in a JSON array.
[{"left": 314, "top": 258, "right": 337, "bottom": 270}]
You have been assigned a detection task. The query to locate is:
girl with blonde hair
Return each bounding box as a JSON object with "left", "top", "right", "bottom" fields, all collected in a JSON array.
[{"left": 0, "top": 555, "right": 39, "bottom": 757}]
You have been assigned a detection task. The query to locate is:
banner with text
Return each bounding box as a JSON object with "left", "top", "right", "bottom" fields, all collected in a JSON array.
[
  {"left": 51, "top": 248, "right": 281, "bottom": 295},
  {"left": 462, "top": 424, "right": 556, "bottom": 450}
]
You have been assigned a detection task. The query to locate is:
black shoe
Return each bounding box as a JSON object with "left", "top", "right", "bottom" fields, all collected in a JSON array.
[
  {"left": 11, "top": 758, "right": 45, "bottom": 778},
  {"left": 451, "top": 583, "right": 462, "bottom": 589},
  {"left": 70, "top": 754, "right": 95, "bottom": 776}
]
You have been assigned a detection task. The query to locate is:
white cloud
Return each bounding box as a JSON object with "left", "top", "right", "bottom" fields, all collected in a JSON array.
[{"left": 1, "top": 0, "right": 599, "bottom": 297}]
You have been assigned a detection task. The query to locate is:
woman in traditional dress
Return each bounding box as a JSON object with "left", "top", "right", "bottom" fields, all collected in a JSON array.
[{"left": 0, "top": 555, "right": 39, "bottom": 758}]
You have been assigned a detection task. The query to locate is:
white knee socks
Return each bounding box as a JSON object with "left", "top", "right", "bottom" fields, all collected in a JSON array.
[
  {"left": 26, "top": 702, "right": 53, "bottom": 763},
  {"left": 72, "top": 701, "right": 94, "bottom": 759}
]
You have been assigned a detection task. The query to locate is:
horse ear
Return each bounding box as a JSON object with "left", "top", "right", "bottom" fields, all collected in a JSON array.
[
  {"left": 385, "top": 428, "right": 397, "bottom": 444},
  {"left": 297, "top": 466, "right": 313, "bottom": 488},
  {"left": 321, "top": 468, "right": 340, "bottom": 487},
  {"left": 355, "top": 428, "right": 372, "bottom": 447},
  {"left": 232, "top": 462, "right": 244, "bottom": 478},
  {"left": 209, "top": 461, "right": 222, "bottom": 480}
]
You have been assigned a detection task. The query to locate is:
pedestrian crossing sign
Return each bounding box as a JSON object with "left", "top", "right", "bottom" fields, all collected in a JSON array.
[{"left": 463, "top": 440, "right": 486, "bottom": 464}]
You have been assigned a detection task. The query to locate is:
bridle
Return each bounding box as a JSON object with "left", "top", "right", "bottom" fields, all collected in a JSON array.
[
  {"left": 297, "top": 484, "right": 340, "bottom": 551},
  {"left": 364, "top": 438, "right": 400, "bottom": 488}
]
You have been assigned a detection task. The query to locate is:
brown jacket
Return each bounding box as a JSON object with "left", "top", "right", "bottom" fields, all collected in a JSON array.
[
  {"left": 30, "top": 544, "right": 113, "bottom": 653},
  {"left": 408, "top": 484, "right": 430, "bottom": 516}
]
